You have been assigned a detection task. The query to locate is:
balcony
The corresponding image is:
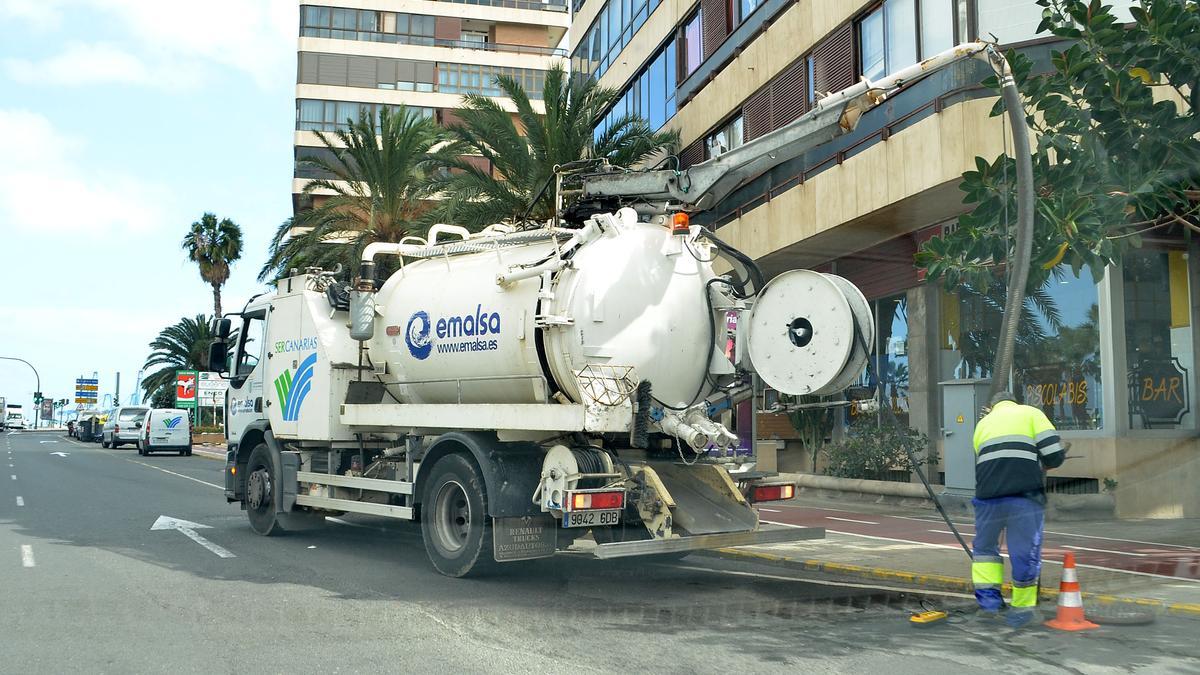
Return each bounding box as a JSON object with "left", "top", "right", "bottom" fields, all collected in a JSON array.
[
  {"left": 441, "top": 0, "right": 568, "bottom": 11},
  {"left": 301, "top": 29, "right": 566, "bottom": 57}
]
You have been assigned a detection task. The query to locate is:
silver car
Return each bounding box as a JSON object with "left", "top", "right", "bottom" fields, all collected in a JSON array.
[{"left": 102, "top": 406, "right": 149, "bottom": 448}]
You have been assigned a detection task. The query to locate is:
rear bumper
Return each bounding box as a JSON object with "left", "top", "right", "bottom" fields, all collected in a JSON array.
[{"left": 591, "top": 525, "right": 824, "bottom": 559}]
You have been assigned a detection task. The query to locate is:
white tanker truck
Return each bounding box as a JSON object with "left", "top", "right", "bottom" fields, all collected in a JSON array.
[{"left": 212, "top": 43, "right": 1026, "bottom": 576}]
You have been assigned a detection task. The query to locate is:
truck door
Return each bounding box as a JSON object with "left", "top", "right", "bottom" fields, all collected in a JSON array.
[{"left": 226, "top": 308, "right": 267, "bottom": 447}]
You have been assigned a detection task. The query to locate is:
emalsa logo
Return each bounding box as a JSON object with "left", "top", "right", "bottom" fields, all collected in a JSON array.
[{"left": 404, "top": 305, "right": 501, "bottom": 360}]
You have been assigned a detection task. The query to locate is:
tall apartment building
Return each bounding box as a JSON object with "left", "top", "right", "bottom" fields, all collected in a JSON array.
[
  {"left": 569, "top": 0, "right": 1200, "bottom": 518},
  {"left": 293, "top": 0, "right": 570, "bottom": 212}
]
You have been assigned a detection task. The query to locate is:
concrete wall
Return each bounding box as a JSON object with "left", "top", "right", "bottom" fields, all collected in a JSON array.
[{"left": 493, "top": 23, "right": 552, "bottom": 47}]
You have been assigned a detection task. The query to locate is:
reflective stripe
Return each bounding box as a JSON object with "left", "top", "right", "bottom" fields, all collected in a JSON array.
[
  {"left": 972, "top": 561, "right": 1004, "bottom": 586},
  {"left": 1038, "top": 442, "right": 1064, "bottom": 456},
  {"left": 976, "top": 449, "right": 1039, "bottom": 464},
  {"left": 1012, "top": 583, "right": 1038, "bottom": 608},
  {"left": 1058, "top": 591, "right": 1083, "bottom": 608},
  {"left": 974, "top": 555, "right": 1003, "bottom": 564},
  {"left": 1034, "top": 429, "right": 1058, "bottom": 443},
  {"left": 976, "top": 434, "right": 1035, "bottom": 453}
]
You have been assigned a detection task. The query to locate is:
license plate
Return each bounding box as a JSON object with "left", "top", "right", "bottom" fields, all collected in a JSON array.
[{"left": 563, "top": 510, "right": 621, "bottom": 528}]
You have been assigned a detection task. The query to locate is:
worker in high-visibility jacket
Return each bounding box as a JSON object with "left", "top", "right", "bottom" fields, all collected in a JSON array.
[{"left": 971, "top": 391, "right": 1065, "bottom": 627}]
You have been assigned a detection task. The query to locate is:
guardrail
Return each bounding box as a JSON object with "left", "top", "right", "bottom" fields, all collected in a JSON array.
[
  {"left": 442, "top": 0, "right": 568, "bottom": 11},
  {"left": 302, "top": 28, "right": 566, "bottom": 56}
]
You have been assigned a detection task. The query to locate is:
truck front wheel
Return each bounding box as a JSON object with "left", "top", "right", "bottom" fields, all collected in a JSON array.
[
  {"left": 245, "top": 443, "right": 281, "bottom": 536},
  {"left": 421, "top": 453, "right": 494, "bottom": 577}
]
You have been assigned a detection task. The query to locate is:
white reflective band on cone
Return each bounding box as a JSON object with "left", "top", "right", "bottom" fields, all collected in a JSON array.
[
  {"left": 1059, "top": 592, "right": 1083, "bottom": 608},
  {"left": 1062, "top": 567, "right": 1078, "bottom": 583}
]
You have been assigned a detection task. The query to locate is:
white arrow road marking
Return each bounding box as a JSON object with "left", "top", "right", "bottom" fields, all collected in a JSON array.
[
  {"left": 151, "top": 515, "right": 235, "bottom": 558},
  {"left": 38, "top": 440, "right": 57, "bottom": 444},
  {"left": 49, "top": 452, "right": 69, "bottom": 457},
  {"left": 20, "top": 545, "right": 35, "bottom": 567},
  {"left": 16, "top": 496, "right": 24, "bottom": 506},
  {"left": 10, "top": 475, "right": 15, "bottom": 480}
]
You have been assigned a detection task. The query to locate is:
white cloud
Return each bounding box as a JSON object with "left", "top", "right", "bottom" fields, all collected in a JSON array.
[
  {"left": 0, "top": 109, "right": 169, "bottom": 234},
  {"left": 2, "top": 0, "right": 297, "bottom": 89},
  {"left": 4, "top": 42, "right": 155, "bottom": 86},
  {"left": 0, "top": 0, "right": 63, "bottom": 29}
]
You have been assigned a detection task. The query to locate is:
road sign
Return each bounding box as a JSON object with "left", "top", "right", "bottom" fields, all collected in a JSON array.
[
  {"left": 75, "top": 377, "right": 98, "bottom": 405},
  {"left": 40, "top": 399, "right": 52, "bottom": 420},
  {"left": 176, "top": 370, "right": 198, "bottom": 409}
]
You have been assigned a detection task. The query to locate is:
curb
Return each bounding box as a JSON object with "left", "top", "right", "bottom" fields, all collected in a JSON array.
[
  {"left": 702, "top": 547, "right": 1200, "bottom": 619},
  {"left": 191, "top": 448, "right": 225, "bottom": 461}
]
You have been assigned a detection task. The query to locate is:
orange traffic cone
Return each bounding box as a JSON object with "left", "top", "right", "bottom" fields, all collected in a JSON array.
[{"left": 1045, "top": 552, "right": 1099, "bottom": 631}]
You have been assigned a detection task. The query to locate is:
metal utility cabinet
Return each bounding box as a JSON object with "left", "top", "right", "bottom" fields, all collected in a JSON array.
[{"left": 940, "top": 379, "right": 991, "bottom": 496}]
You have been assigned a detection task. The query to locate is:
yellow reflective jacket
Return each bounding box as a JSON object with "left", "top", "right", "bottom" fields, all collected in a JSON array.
[{"left": 972, "top": 400, "right": 1065, "bottom": 500}]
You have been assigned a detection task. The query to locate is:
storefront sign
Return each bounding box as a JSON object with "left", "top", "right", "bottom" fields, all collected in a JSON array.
[{"left": 1131, "top": 359, "right": 1190, "bottom": 423}]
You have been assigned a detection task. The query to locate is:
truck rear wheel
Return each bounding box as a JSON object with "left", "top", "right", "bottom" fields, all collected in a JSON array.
[
  {"left": 245, "top": 443, "right": 281, "bottom": 536},
  {"left": 421, "top": 453, "right": 494, "bottom": 577}
]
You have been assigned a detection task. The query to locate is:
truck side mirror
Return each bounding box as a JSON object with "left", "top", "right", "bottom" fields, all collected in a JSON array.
[
  {"left": 208, "top": 340, "right": 228, "bottom": 374},
  {"left": 211, "top": 317, "right": 232, "bottom": 339}
]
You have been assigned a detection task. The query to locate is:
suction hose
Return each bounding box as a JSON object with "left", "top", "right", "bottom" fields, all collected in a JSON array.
[{"left": 986, "top": 49, "right": 1036, "bottom": 400}]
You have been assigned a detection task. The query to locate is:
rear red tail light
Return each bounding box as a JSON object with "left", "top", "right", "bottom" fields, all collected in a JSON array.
[
  {"left": 751, "top": 483, "right": 795, "bottom": 503},
  {"left": 568, "top": 490, "right": 624, "bottom": 511}
]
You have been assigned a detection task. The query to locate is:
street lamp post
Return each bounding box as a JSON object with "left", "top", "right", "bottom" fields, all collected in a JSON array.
[{"left": 0, "top": 357, "right": 41, "bottom": 429}]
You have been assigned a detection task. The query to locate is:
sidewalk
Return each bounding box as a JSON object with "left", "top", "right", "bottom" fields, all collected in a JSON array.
[
  {"left": 192, "top": 444, "right": 225, "bottom": 461},
  {"left": 705, "top": 495, "right": 1200, "bottom": 618}
]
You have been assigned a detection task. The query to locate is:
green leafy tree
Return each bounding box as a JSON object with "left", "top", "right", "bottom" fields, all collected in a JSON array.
[
  {"left": 140, "top": 315, "right": 234, "bottom": 408},
  {"left": 182, "top": 213, "right": 244, "bottom": 318},
  {"left": 260, "top": 105, "right": 445, "bottom": 282},
  {"left": 917, "top": 0, "right": 1200, "bottom": 345},
  {"left": 425, "top": 64, "right": 679, "bottom": 229}
]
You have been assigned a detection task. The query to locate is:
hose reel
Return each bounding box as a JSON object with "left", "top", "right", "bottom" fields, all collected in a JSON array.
[{"left": 745, "top": 269, "right": 875, "bottom": 396}]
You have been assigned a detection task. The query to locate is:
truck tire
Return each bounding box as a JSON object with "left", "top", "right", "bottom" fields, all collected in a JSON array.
[
  {"left": 420, "top": 453, "right": 495, "bottom": 577},
  {"left": 245, "top": 443, "right": 281, "bottom": 536}
]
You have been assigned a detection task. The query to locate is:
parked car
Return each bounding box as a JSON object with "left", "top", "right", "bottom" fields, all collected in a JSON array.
[
  {"left": 6, "top": 412, "right": 27, "bottom": 430},
  {"left": 101, "top": 406, "right": 149, "bottom": 448},
  {"left": 138, "top": 408, "right": 193, "bottom": 456}
]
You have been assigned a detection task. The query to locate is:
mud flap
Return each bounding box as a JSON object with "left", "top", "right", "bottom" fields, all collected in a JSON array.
[{"left": 493, "top": 514, "right": 557, "bottom": 562}]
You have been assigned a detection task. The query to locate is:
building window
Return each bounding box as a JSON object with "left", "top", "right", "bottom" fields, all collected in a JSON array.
[
  {"left": 437, "top": 64, "right": 546, "bottom": 98},
  {"left": 681, "top": 9, "right": 704, "bottom": 80},
  {"left": 943, "top": 268, "right": 1104, "bottom": 431},
  {"left": 1124, "top": 248, "right": 1194, "bottom": 430},
  {"left": 738, "top": 0, "right": 763, "bottom": 25},
  {"left": 301, "top": 5, "right": 435, "bottom": 45},
  {"left": 705, "top": 113, "right": 744, "bottom": 159},
  {"left": 594, "top": 38, "right": 677, "bottom": 137},
  {"left": 296, "top": 99, "right": 433, "bottom": 133},
  {"left": 569, "top": 0, "right": 664, "bottom": 82},
  {"left": 858, "top": 0, "right": 957, "bottom": 80}
]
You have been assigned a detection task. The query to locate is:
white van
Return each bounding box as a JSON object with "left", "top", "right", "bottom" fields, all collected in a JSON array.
[
  {"left": 139, "top": 408, "right": 193, "bottom": 456},
  {"left": 102, "top": 406, "right": 149, "bottom": 448}
]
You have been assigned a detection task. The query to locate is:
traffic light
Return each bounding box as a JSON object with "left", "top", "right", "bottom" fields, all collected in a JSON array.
[{"left": 33, "top": 392, "right": 42, "bottom": 403}]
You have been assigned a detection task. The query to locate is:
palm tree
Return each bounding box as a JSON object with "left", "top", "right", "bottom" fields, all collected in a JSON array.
[
  {"left": 182, "top": 213, "right": 244, "bottom": 317},
  {"left": 258, "top": 106, "right": 444, "bottom": 282},
  {"left": 140, "top": 315, "right": 232, "bottom": 408},
  {"left": 425, "top": 64, "right": 679, "bottom": 230}
]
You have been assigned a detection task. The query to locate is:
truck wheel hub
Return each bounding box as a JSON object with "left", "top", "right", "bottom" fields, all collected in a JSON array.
[
  {"left": 432, "top": 480, "right": 471, "bottom": 552},
  {"left": 248, "top": 469, "right": 271, "bottom": 510}
]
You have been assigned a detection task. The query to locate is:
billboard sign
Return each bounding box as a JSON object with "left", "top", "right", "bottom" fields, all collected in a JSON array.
[
  {"left": 176, "top": 370, "right": 198, "bottom": 409},
  {"left": 197, "top": 371, "right": 228, "bottom": 407}
]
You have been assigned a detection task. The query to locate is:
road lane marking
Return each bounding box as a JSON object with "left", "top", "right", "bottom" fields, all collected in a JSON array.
[
  {"left": 1063, "top": 544, "right": 1148, "bottom": 557},
  {"left": 20, "top": 545, "right": 34, "bottom": 568},
  {"left": 10, "top": 474, "right": 15, "bottom": 480},
  {"left": 16, "top": 496, "right": 24, "bottom": 506},
  {"left": 101, "top": 451, "right": 223, "bottom": 490},
  {"left": 758, "top": 508, "right": 781, "bottom": 513},
  {"left": 826, "top": 516, "right": 880, "bottom": 525},
  {"left": 152, "top": 516, "right": 235, "bottom": 558}
]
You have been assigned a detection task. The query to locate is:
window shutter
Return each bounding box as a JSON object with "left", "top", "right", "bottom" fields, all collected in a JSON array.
[
  {"left": 416, "top": 61, "right": 435, "bottom": 84},
  {"left": 679, "top": 138, "right": 706, "bottom": 169},
  {"left": 742, "top": 89, "right": 772, "bottom": 141},
  {"left": 347, "top": 56, "right": 375, "bottom": 87},
  {"left": 298, "top": 53, "right": 318, "bottom": 84},
  {"left": 396, "top": 59, "right": 417, "bottom": 84},
  {"left": 376, "top": 59, "right": 396, "bottom": 88},
  {"left": 434, "top": 16, "right": 461, "bottom": 41},
  {"left": 317, "top": 53, "right": 348, "bottom": 86},
  {"left": 811, "top": 24, "right": 855, "bottom": 98},
  {"left": 769, "top": 58, "right": 808, "bottom": 130},
  {"left": 700, "top": 0, "right": 728, "bottom": 60}
]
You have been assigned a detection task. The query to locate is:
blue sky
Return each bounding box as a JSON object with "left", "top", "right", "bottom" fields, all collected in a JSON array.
[{"left": 0, "top": 0, "right": 298, "bottom": 420}]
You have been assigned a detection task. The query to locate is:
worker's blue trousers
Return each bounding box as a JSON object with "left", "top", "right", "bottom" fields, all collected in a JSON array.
[{"left": 972, "top": 496, "right": 1044, "bottom": 611}]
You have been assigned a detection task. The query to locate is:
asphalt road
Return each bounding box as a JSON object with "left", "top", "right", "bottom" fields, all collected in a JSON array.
[{"left": 3, "top": 430, "right": 1198, "bottom": 674}]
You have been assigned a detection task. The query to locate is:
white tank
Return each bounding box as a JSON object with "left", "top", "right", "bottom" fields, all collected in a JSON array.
[{"left": 368, "top": 209, "right": 715, "bottom": 408}]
